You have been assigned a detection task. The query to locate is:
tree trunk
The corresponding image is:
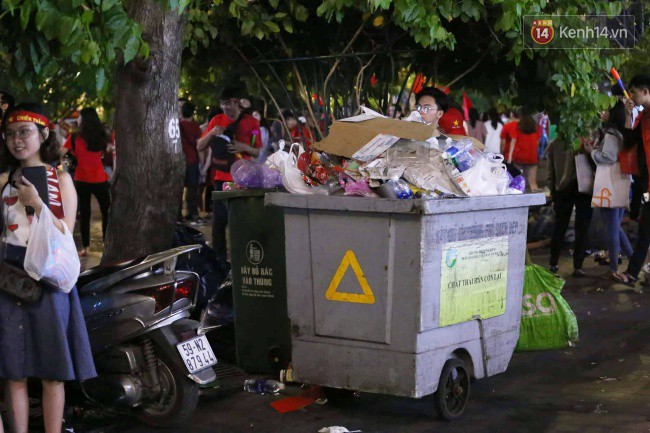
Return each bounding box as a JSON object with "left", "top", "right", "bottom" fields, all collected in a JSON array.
[{"left": 102, "top": 0, "right": 185, "bottom": 263}]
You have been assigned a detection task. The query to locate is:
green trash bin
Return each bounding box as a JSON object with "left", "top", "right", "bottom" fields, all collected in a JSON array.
[{"left": 213, "top": 190, "right": 291, "bottom": 374}]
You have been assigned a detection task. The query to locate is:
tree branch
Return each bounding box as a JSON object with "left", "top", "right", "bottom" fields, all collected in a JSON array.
[
  {"left": 323, "top": 20, "right": 367, "bottom": 120},
  {"left": 355, "top": 55, "right": 376, "bottom": 111},
  {"left": 235, "top": 47, "right": 292, "bottom": 139},
  {"left": 278, "top": 36, "right": 323, "bottom": 139},
  {"left": 444, "top": 53, "right": 487, "bottom": 88}
]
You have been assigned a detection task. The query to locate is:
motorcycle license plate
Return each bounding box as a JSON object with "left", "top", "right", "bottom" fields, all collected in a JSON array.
[{"left": 176, "top": 335, "right": 217, "bottom": 374}]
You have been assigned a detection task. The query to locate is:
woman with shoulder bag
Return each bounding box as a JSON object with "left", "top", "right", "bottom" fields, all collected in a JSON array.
[
  {"left": 584, "top": 102, "right": 634, "bottom": 283},
  {"left": 0, "top": 103, "right": 96, "bottom": 433}
]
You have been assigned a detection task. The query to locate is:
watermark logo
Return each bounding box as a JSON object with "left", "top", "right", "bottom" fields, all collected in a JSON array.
[
  {"left": 531, "top": 19, "right": 555, "bottom": 45},
  {"left": 524, "top": 15, "right": 637, "bottom": 49}
]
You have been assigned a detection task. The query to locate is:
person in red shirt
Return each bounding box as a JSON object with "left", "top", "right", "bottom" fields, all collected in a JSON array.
[
  {"left": 196, "top": 85, "right": 261, "bottom": 265},
  {"left": 507, "top": 109, "right": 541, "bottom": 191},
  {"left": 178, "top": 99, "right": 203, "bottom": 224},
  {"left": 500, "top": 109, "right": 520, "bottom": 157},
  {"left": 282, "top": 110, "right": 313, "bottom": 147},
  {"left": 61, "top": 107, "right": 110, "bottom": 256}
]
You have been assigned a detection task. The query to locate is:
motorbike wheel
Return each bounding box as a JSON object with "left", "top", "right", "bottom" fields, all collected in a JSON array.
[{"left": 138, "top": 352, "right": 200, "bottom": 428}]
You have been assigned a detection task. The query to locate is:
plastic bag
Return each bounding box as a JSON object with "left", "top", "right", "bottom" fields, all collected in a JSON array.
[
  {"left": 516, "top": 263, "right": 579, "bottom": 351},
  {"left": 231, "top": 159, "right": 283, "bottom": 189},
  {"left": 24, "top": 205, "right": 80, "bottom": 293},
  {"left": 339, "top": 174, "right": 378, "bottom": 197},
  {"left": 265, "top": 140, "right": 289, "bottom": 171},
  {"left": 280, "top": 143, "right": 328, "bottom": 195}
]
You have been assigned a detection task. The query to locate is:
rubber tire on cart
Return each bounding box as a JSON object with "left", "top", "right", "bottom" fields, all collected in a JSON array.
[
  {"left": 138, "top": 351, "right": 200, "bottom": 428},
  {"left": 433, "top": 358, "right": 470, "bottom": 421}
]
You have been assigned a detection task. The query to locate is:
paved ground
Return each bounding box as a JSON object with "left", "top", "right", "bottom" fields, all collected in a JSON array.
[
  {"left": 122, "top": 249, "right": 649, "bottom": 433},
  {"left": 44, "top": 195, "right": 650, "bottom": 432}
]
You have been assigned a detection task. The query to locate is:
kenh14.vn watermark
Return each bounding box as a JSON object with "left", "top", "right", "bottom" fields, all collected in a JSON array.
[{"left": 523, "top": 15, "right": 637, "bottom": 49}]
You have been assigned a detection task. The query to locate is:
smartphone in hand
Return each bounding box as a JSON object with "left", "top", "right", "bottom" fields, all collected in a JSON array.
[{"left": 20, "top": 166, "right": 50, "bottom": 214}]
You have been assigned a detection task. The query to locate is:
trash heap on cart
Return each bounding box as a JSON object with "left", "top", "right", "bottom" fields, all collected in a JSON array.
[{"left": 226, "top": 108, "right": 527, "bottom": 197}]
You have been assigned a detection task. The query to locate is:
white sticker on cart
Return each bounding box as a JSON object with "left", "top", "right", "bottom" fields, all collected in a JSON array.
[{"left": 439, "top": 236, "right": 509, "bottom": 327}]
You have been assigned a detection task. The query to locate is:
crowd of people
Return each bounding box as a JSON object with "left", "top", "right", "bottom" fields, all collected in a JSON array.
[{"left": 547, "top": 76, "right": 650, "bottom": 286}]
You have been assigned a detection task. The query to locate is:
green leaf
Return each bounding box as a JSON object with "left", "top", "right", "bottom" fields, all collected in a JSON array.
[
  {"left": 96, "top": 67, "right": 106, "bottom": 92},
  {"left": 20, "top": 1, "right": 33, "bottom": 30},
  {"left": 81, "top": 10, "right": 94, "bottom": 25},
  {"left": 241, "top": 19, "right": 254, "bottom": 35},
  {"left": 139, "top": 42, "right": 150, "bottom": 58},
  {"left": 269, "top": 0, "right": 279, "bottom": 8},
  {"left": 265, "top": 21, "right": 280, "bottom": 33},
  {"left": 57, "top": 16, "right": 77, "bottom": 41},
  {"left": 283, "top": 18, "right": 293, "bottom": 33},
  {"left": 122, "top": 36, "right": 139, "bottom": 63}
]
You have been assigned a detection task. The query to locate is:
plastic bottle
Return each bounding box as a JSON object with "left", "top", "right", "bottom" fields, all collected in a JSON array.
[
  {"left": 385, "top": 177, "right": 413, "bottom": 199},
  {"left": 454, "top": 151, "right": 477, "bottom": 172},
  {"left": 243, "top": 379, "right": 286, "bottom": 395}
]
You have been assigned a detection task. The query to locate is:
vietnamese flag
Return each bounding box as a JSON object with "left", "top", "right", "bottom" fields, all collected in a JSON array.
[
  {"left": 370, "top": 73, "right": 379, "bottom": 87},
  {"left": 412, "top": 73, "right": 426, "bottom": 94},
  {"left": 462, "top": 92, "right": 473, "bottom": 121}
]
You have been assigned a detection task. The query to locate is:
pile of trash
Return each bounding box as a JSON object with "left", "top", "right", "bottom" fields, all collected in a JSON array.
[{"left": 225, "top": 109, "right": 526, "bottom": 199}]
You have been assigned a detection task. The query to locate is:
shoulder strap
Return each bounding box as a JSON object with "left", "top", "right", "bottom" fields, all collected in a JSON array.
[
  {"left": 46, "top": 167, "right": 65, "bottom": 219},
  {"left": 71, "top": 133, "right": 76, "bottom": 151}
]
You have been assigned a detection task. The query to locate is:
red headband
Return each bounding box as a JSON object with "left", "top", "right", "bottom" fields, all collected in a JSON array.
[{"left": 5, "top": 110, "right": 50, "bottom": 128}]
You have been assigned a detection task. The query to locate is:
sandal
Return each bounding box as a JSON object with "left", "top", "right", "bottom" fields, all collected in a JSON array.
[
  {"left": 622, "top": 272, "right": 638, "bottom": 286},
  {"left": 609, "top": 272, "right": 628, "bottom": 284}
]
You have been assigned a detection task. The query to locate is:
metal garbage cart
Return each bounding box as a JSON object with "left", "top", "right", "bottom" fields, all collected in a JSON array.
[
  {"left": 265, "top": 192, "right": 546, "bottom": 419},
  {"left": 213, "top": 190, "right": 291, "bottom": 374}
]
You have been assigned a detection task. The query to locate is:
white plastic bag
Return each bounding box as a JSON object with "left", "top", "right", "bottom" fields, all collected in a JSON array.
[
  {"left": 265, "top": 139, "right": 289, "bottom": 171},
  {"left": 24, "top": 205, "right": 80, "bottom": 293}
]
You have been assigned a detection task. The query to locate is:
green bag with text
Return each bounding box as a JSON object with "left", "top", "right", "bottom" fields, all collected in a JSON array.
[{"left": 515, "top": 263, "right": 579, "bottom": 351}]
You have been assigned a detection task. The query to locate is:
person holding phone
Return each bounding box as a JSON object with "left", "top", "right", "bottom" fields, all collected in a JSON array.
[
  {"left": 0, "top": 103, "right": 96, "bottom": 433},
  {"left": 61, "top": 107, "right": 111, "bottom": 257}
]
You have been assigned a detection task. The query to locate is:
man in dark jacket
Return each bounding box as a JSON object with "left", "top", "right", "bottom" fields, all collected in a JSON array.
[{"left": 621, "top": 74, "right": 650, "bottom": 283}]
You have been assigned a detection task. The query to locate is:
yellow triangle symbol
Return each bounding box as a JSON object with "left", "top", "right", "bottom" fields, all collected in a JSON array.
[{"left": 325, "top": 250, "right": 376, "bottom": 304}]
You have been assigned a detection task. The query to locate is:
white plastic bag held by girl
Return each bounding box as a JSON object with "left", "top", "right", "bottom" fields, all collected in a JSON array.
[{"left": 24, "top": 205, "right": 80, "bottom": 293}]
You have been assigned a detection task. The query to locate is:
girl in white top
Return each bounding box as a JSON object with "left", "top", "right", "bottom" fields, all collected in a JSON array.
[{"left": 484, "top": 108, "right": 504, "bottom": 154}]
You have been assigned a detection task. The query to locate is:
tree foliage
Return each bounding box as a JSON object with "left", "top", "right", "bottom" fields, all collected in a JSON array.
[{"left": 0, "top": 0, "right": 640, "bottom": 144}]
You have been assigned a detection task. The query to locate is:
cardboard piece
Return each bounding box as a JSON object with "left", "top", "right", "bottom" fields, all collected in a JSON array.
[
  {"left": 313, "top": 116, "right": 484, "bottom": 159},
  {"left": 313, "top": 118, "right": 437, "bottom": 159}
]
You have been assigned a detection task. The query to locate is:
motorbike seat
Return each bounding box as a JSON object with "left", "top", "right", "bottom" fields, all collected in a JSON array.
[{"left": 77, "top": 258, "right": 142, "bottom": 289}]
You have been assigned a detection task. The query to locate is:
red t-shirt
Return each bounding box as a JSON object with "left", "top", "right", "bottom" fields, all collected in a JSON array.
[
  {"left": 290, "top": 125, "right": 314, "bottom": 147},
  {"left": 500, "top": 121, "right": 518, "bottom": 157},
  {"left": 64, "top": 135, "right": 109, "bottom": 183},
  {"left": 180, "top": 119, "right": 202, "bottom": 166},
  {"left": 201, "top": 113, "right": 261, "bottom": 182},
  {"left": 439, "top": 108, "right": 467, "bottom": 135},
  {"left": 511, "top": 129, "right": 541, "bottom": 165}
]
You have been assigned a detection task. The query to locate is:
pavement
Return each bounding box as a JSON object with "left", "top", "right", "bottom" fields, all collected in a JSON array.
[{"left": 41, "top": 194, "right": 646, "bottom": 432}]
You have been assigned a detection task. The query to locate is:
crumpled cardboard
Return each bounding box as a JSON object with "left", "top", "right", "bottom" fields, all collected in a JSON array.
[{"left": 313, "top": 107, "right": 483, "bottom": 159}]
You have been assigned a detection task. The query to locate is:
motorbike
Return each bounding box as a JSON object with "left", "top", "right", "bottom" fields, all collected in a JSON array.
[{"left": 75, "top": 244, "right": 217, "bottom": 428}]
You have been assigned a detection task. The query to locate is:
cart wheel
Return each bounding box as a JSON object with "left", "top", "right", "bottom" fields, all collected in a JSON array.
[{"left": 433, "top": 358, "right": 470, "bottom": 421}]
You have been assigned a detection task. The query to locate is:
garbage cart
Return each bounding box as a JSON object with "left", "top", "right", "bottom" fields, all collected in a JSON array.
[
  {"left": 213, "top": 190, "right": 291, "bottom": 374},
  {"left": 265, "top": 192, "right": 546, "bottom": 419}
]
